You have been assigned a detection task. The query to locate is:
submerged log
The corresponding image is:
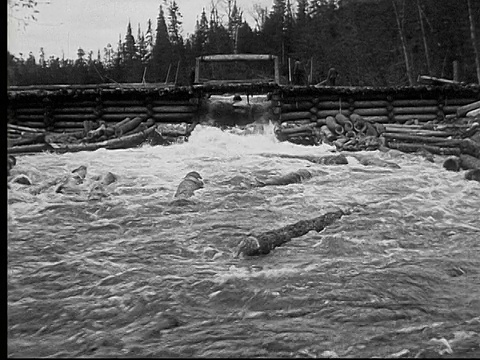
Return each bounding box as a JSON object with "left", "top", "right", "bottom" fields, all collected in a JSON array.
[
  {"left": 235, "top": 209, "right": 346, "bottom": 256},
  {"left": 254, "top": 169, "right": 312, "bottom": 187},
  {"left": 260, "top": 153, "right": 348, "bottom": 165},
  {"left": 465, "top": 169, "right": 480, "bottom": 182},
  {"left": 443, "top": 156, "right": 461, "bottom": 171},
  {"left": 387, "top": 142, "right": 461, "bottom": 156},
  {"left": 459, "top": 154, "right": 480, "bottom": 170},
  {"left": 382, "top": 133, "right": 463, "bottom": 146},
  {"left": 349, "top": 154, "right": 401, "bottom": 169},
  {"left": 174, "top": 171, "right": 204, "bottom": 199}
]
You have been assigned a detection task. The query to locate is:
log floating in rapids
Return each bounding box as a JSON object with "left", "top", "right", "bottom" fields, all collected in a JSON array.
[{"left": 235, "top": 209, "right": 347, "bottom": 257}]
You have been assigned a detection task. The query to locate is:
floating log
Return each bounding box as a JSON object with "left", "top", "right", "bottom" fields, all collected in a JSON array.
[
  {"left": 254, "top": 169, "right": 312, "bottom": 187},
  {"left": 457, "top": 100, "right": 480, "bottom": 118},
  {"left": 443, "top": 157, "right": 461, "bottom": 171},
  {"left": 349, "top": 154, "right": 400, "bottom": 169},
  {"left": 235, "top": 209, "right": 346, "bottom": 256},
  {"left": 174, "top": 171, "right": 204, "bottom": 199},
  {"left": 387, "top": 142, "right": 461, "bottom": 156},
  {"left": 382, "top": 133, "right": 463, "bottom": 146},
  {"left": 459, "top": 154, "right": 480, "bottom": 170},
  {"left": 465, "top": 169, "right": 480, "bottom": 182}
]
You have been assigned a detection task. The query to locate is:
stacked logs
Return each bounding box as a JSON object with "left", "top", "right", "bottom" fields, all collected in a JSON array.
[
  {"left": 7, "top": 117, "right": 158, "bottom": 154},
  {"left": 9, "top": 96, "right": 199, "bottom": 134},
  {"left": 273, "top": 94, "right": 480, "bottom": 151}
]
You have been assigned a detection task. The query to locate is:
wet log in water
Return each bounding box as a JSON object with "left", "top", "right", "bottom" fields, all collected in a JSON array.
[
  {"left": 235, "top": 209, "right": 346, "bottom": 257},
  {"left": 254, "top": 169, "right": 312, "bottom": 187},
  {"left": 260, "top": 153, "right": 348, "bottom": 165},
  {"left": 387, "top": 142, "right": 461, "bottom": 156},
  {"left": 459, "top": 154, "right": 480, "bottom": 170}
]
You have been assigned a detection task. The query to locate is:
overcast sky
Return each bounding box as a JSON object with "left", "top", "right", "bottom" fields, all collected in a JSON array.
[{"left": 8, "top": 0, "right": 275, "bottom": 59}]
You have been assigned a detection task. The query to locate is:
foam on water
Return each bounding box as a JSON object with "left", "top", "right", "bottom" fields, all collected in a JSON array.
[{"left": 7, "top": 123, "right": 480, "bottom": 357}]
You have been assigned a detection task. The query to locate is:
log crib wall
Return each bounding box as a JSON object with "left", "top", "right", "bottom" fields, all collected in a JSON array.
[
  {"left": 8, "top": 84, "right": 480, "bottom": 139},
  {"left": 7, "top": 86, "right": 201, "bottom": 134}
]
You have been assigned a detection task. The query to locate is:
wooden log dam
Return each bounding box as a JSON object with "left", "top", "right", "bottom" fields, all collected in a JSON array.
[{"left": 7, "top": 82, "right": 480, "bottom": 149}]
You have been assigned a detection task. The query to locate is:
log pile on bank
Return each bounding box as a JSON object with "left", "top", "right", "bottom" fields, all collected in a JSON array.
[
  {"left": 274, "top": 91, "right": 480, "bottom": 152},
  {"left": 7, "top": 117, "right": 198, "bottom": 155}
]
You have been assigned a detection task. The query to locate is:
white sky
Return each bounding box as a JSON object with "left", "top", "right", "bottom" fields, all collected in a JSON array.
[{"left": 7, "top": 0, "right": 275, "bottom": 59}]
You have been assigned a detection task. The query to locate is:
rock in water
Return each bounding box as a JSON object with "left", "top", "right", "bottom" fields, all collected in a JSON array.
[{"left": 174, "top": 171, "right": 204, "bottom": 199}]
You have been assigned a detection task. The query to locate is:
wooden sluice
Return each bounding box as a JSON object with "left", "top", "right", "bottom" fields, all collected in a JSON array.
[{"left": 6, "top": 82, "right": 480, "bottom": 156}]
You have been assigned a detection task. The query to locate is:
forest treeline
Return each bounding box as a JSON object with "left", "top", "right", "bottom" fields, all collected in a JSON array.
[{"left": 7, "top": 0, "right": 480, "bottom": 87}]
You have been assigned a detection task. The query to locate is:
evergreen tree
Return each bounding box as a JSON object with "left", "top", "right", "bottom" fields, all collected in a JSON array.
[{"left": 152, "top": 5, "right": 173, "bottom": 82}]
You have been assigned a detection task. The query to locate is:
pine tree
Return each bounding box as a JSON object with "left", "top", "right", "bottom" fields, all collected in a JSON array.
[
  {"left": 124, "top": 21, "right": 136, "bottom": 63},
  {"left": 153, "top": 5, "right": 173, "bottom": 82},
  {"left": 193, "top": 8, "right": 209, "bottom": 54}
]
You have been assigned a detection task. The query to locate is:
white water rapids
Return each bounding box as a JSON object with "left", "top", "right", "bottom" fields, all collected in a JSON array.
[{"left": 7, "top": 124, "right": 480, "bottom": 357}]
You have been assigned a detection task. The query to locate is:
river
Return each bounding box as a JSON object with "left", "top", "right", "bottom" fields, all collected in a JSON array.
[{"left": 7, "top": 124, "right": 480, "bottom": 358}]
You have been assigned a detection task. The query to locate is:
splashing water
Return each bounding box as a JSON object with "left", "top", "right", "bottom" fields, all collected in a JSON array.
[{"left": 7, "top": 124, "right": 480, "bottom": 358}]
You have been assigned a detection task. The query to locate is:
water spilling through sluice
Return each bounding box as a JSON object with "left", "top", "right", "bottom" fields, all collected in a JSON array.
[{"left": 7, "top": 120, "right": 480, "bottom": 357}]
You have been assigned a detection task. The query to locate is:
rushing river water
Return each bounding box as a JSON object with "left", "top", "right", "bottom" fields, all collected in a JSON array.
[{"left": 7, "top": 124, "right": 480, "bottom": 358}]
